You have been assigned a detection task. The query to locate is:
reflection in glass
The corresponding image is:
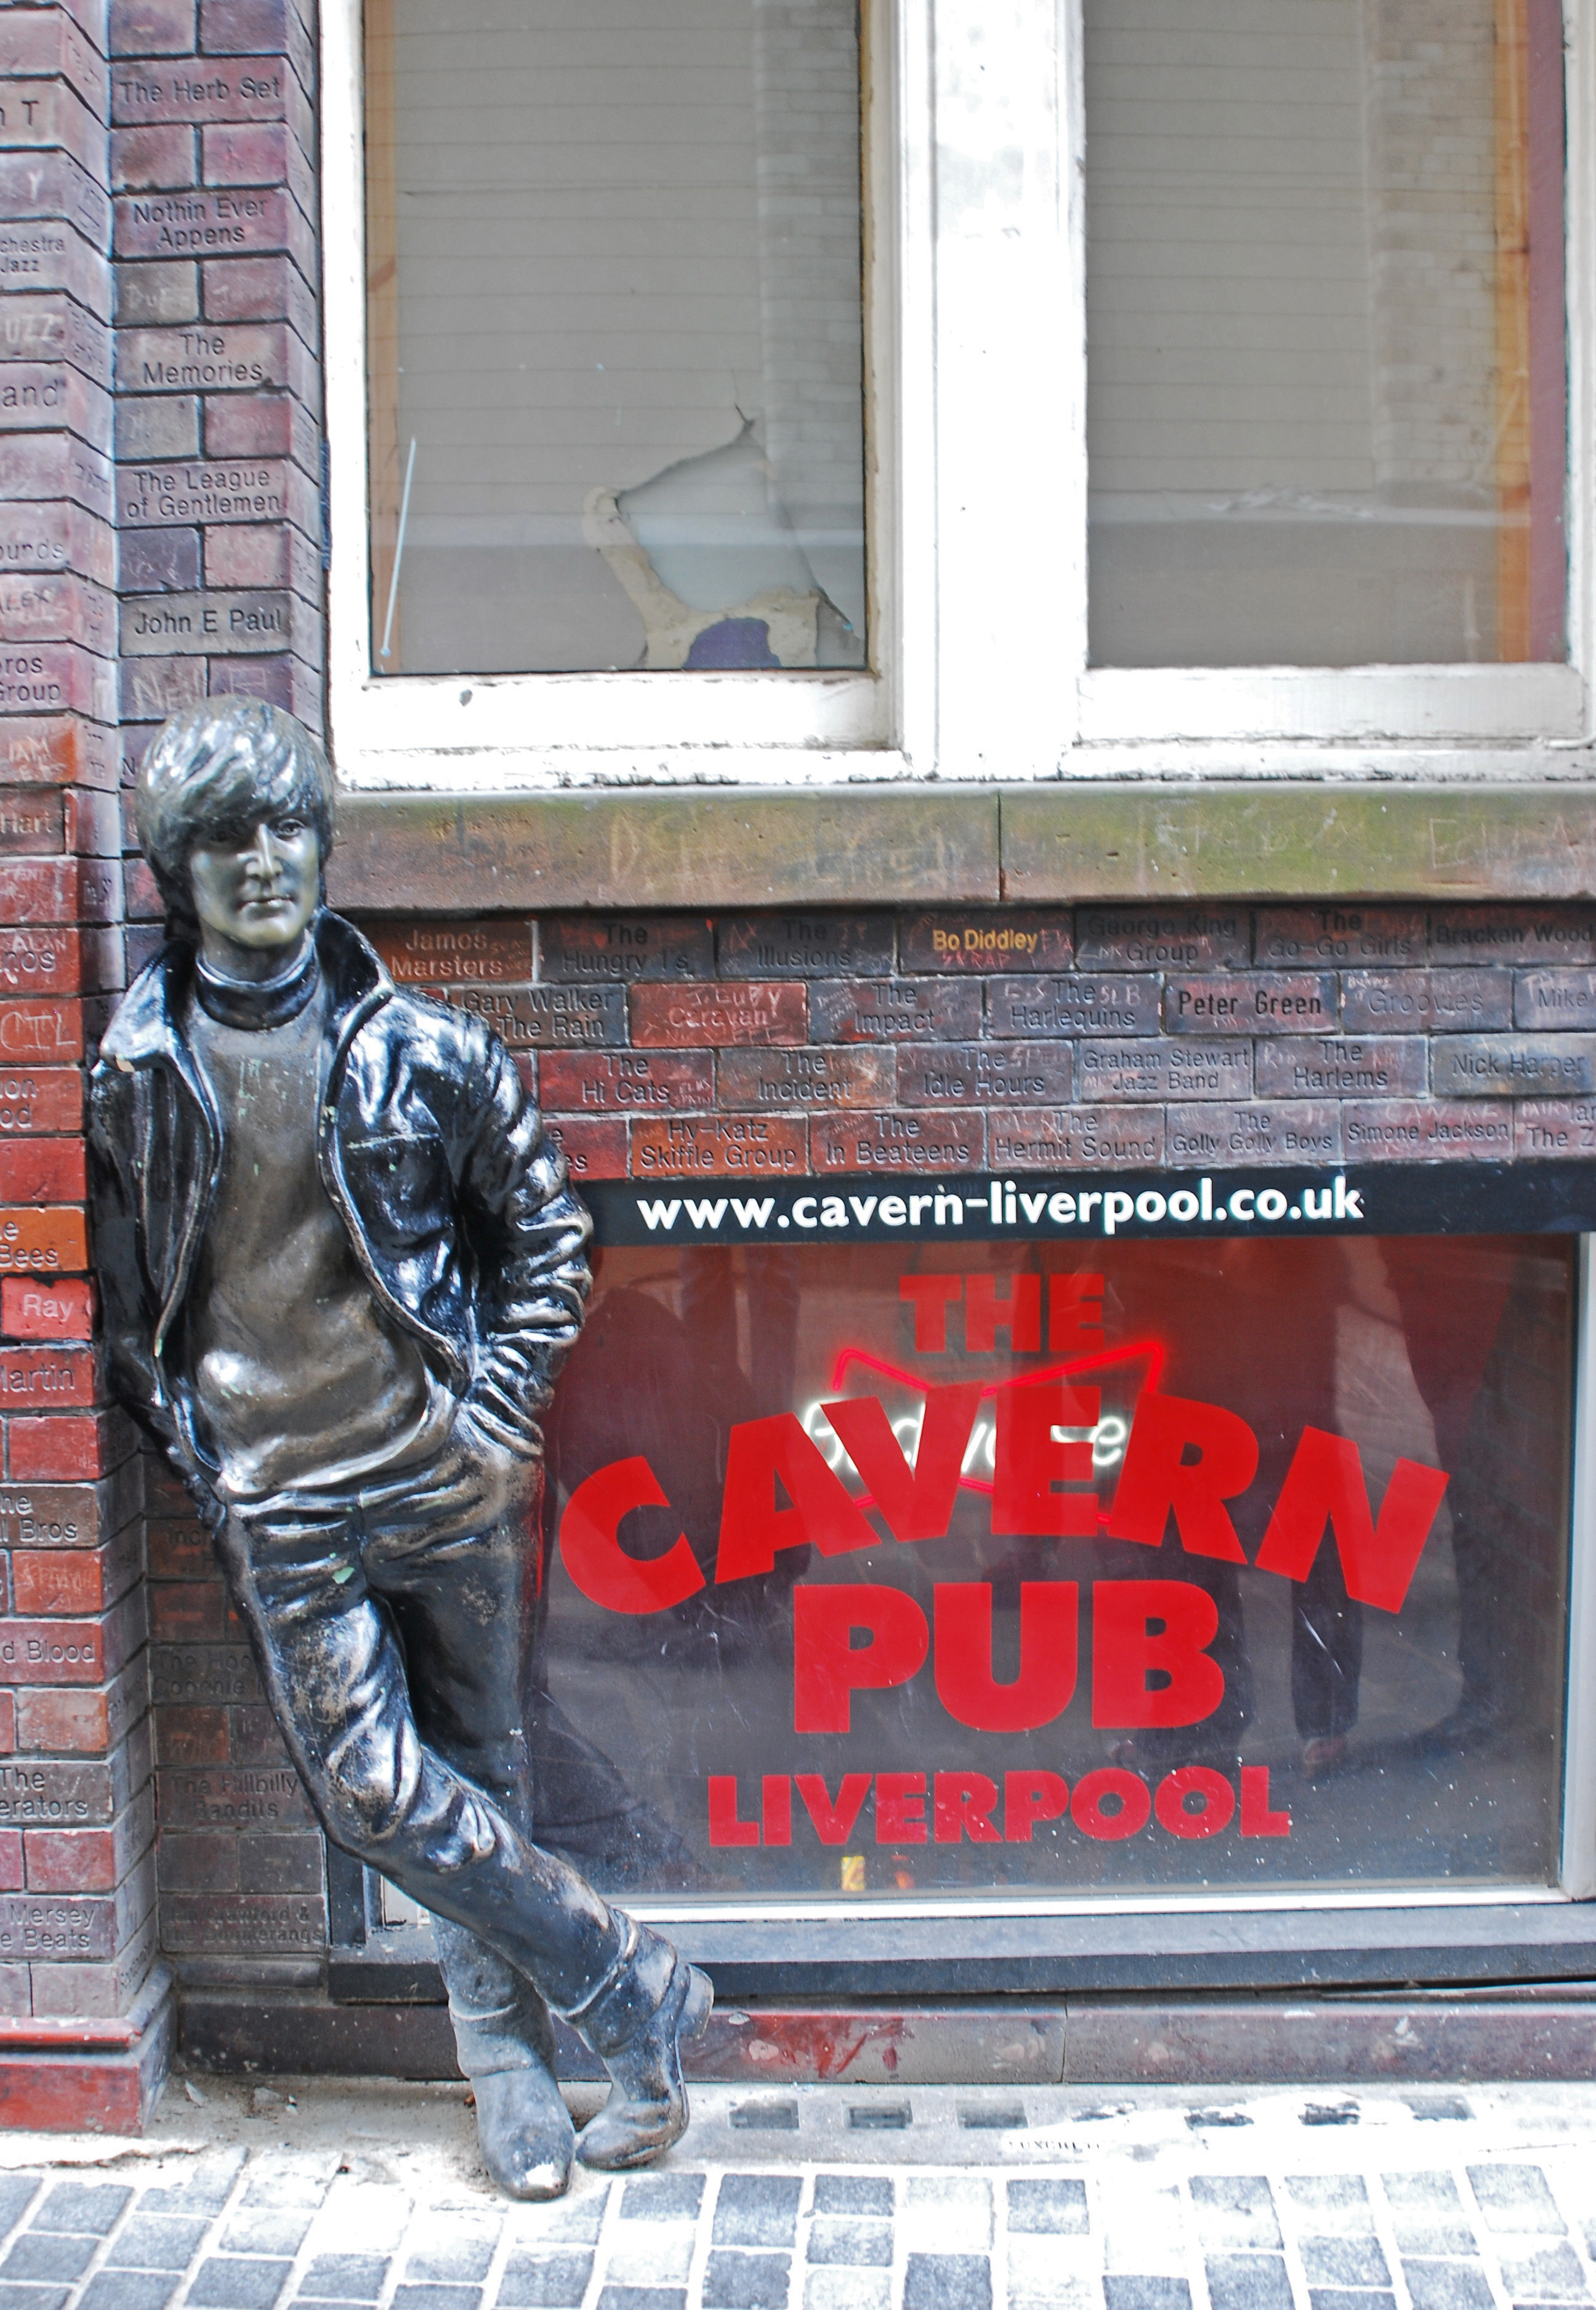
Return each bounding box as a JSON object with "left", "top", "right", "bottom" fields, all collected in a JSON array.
[
  {"left": 1086, "top": 0, "right": 1567, "bottom": 666},
  {"left": 537, "top": 1236, "right": 1574, "bottom": 1901},
  {"left": 365, "top": 0, "right": 868, "bottom": 676}
]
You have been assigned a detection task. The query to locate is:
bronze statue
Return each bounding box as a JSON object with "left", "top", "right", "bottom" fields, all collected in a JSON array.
[{"left": 89, "top": 699, "right": 711, "bottom": 2197}]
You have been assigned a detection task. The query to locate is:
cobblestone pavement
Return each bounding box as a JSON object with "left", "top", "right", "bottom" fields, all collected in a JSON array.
[{"left": 1, "top": 2081, "right": 1595, "bottom": 2310}]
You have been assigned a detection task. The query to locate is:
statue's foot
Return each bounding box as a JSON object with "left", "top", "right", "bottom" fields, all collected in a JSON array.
[
  {"left": 473, "top": 2064, "right": 576, "bottom": 2199},
  {"left": 576, "top": 1960, "right": 713, "bottom": 2171}
]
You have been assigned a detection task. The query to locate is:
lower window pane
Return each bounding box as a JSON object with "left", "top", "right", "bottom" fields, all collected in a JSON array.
[
  {"left": 1086, "top": 0, "right": 1568, "bottom": 667},
  {"left": 536, "top": 1234, "right": 1573, "bottom": 1899}
]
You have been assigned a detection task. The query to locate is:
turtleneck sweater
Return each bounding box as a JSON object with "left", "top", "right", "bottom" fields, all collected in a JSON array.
[{"left": 183, "top": 950, "right": 447, "bottom": 1502}]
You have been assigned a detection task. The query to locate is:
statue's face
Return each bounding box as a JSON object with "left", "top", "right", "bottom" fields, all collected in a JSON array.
[{"left": 188, "top": 812, "right": 320, "bottom": 958}]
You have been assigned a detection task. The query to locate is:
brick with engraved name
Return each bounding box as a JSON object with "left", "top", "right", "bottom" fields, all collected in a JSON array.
[
  {"left": 0, "top": 1619, "right": 102, "bottom": 1683},
  {"left": 1076, "top": 1039, "right": 1251, "bottom": 1103},
  {"left": 0, "top": 1760, "right": 115, "bottom": 1827},
  {"left": 986, "top": 975, "right": 1160, "bottom": 1040},
  {"left": 1165, "top": 973, "right": 1336, "bottom": 1035},
  {"left": 897, "top": 1043, "right": 1073, "bottom": 1108},
  {"left": 0, "top": 930, "right": 77, "bottom": 996},
  {"left": 812, "top": 1111, "right": 985, "bottom": 1174},
  {"left": 718, "top": 912, "right": 893, "bottom": 979},
  {"left": 1344, "top": 1100, "right": 1513, "bottom": 1160},
  {"left": 810, "top": 978, "right": 981, "bottom": 1044},
  {"left": 1431, "top": 1035, "right": 1596, "bottom": 1098},
  {"left": 1341, "top": 969, "right": 1511, "bottom": 1035},
  {"left": 1076, "top": 904, "right": 1249, "bottom": 972},
  {"left": 539, "top": 1052, "right": 712, "bottom": 1116},
  {"left": 0, "top": 644, "right": 113, "bottom": 720},
  {"left": 365, "top": 917, "right": 531, "bottom": 987},
  {"left": 1515, "top": 970, "right": 1596, "bottom": 1031},
  {"left": 117, "top": 458, "right": 317, "bottom": 531},
  {"left": 159, "top": 1765, "right": 316, "bottom": 1831},
  {"left": 1517, "top": 1098, "right": 1596, "bottom": 1159},
  {"left": 111, "top": 61, "right": 305, "bottom": 127},
  {"left": 1254, "top": 1036, "right": 1426, "bottom": 1100},
  {"left": 0, "top": 363, "right": 109, "bottom": 449},
  {"left": 432, "top": 982, "right": 626, "bottom": 1051},
  {"left": 0, "top": 1071, "right": 80, "bottom": 1138},
  {"left": 539, "top": 914, "right": 714, "bottom": 984},
  {"left": 0, "top": 504, "right": 116, "bottom": 590},
  {"left": 0, "top": 1278, "right": 90, "bottom": 1338},
  {"left": 0, "top": 1472, "right": 135, "bottom": 1551},
  {"left": 542, "top": 1116, "right": 627, "bottom": 1181},
  {"left": 901, "top": 911, "right": 1071, "bottom": 975},
  {"left": 0, "top": 1000, "right": 79, "bottom": 1063},
  {"left": 116, "top": 324, "right": 291, "bottom": 394},
  {"left": 1166, "top": 1103, "right": 1342, "bottom": 1168},
  {"left": 151, "top": 1644, "right": 259, "bottom": 1708},
  {"left": 0, "top": 791, "right": 62, "bottom": 856},
  {"left": 631, "top": 981, "right": 806, "bottom": 1048},
  {"left": 119, "top": 589, "right": 299, "bottom": 656},
  {"left": 631, "top": 1115, "right": 807, "bottom": 1181},
  {"left": 0, "top": 1349, "right": 91, "bottom": 1408},
  {"left": 114, "top": 187, "right": 305, "bottom": 262},
  {"left": 0, "top": 1209, "right": 85, "bottom": 1275},
  {"left": 1254, "top": 906, "right": 1428, "bottom": 967},
  {"left": 1427, "top": 905, "right": 1596, "bottom": 965},
  {"left": 989, "top": 1106, "right": 1165, "bottom": 1170},
  {"left": 0, "top": 1891, "right": 115, "bottom": 1958},
  {"left": 718, "top": 1047, "right": 892, "bottom": 1112},
  {"left": 160, "top": 1894, "right": 326, "bottom": 1955}
]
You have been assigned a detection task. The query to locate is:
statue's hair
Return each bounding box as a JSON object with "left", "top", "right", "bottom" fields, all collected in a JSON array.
[{"left": 134, "top": 699, "right": 336, "bottom": 928}]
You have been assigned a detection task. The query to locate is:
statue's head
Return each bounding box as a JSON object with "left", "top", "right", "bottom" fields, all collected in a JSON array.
[{"left": 135, "top": 700, "right": 336, "bottom": 966}]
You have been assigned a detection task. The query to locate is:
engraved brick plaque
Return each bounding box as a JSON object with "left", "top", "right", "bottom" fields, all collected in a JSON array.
[
  {"left": 631, "top": 1116, "right": 807, "bottom": 1181},
  {"left": 989, "top": 1107, "right": 1165, "bottom": 1170},
  {"left": 900, "top": 911, "right": 1072, "bottom": 975}
]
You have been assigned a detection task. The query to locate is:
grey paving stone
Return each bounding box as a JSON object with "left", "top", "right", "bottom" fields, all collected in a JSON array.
[
  {"left": 905, "top": 2178, "right": 990, "bottom": 2252},
  {"left": 0, "top": 2287, "right": 66, "bottom": 2310},
  {"left": 1396, "top": 2229, "right": 1481, "bottom": 2260},
  {"left": 1103, "top": 2281, "right": 1193, "bottom": 2310},
  {"left": 903, "top": 2255, "right": 993, "bottom": 2310},
  {"left": 222, "top": 2219, "right": 314, "bottom": 2261},
  {"left": 700, "top": 2252, "right": 791, "bottom": 2310},
  {"left": 300, "top": 2261, "right": 389, "bottom": 2303},
  {"left": 1386, "top": 2179, "right": 1467, "bottom": 2218},
  {"left": 1007, "top": 2181, "right": 1089, "bottom": 2237},
  {"left": 296, "top": 2298, "right": 374, "bottom": 2310},
  {"left": 1469, "top": 2171, "right": 1566, "bottom": 2236},
  {"left": 712, "top": 2177, "right": 802, "bottom": 2248},
  {"left": 812, "top": 2179, "right": 893, "bottom": 2217},
  {"left": 188, "top": 2261, "right": 295, "bottom": 2310},
  {"left": 1285, "top": 2180, "right": 1373, "bottom": 2232},
  {"left": 107, "top": 2219, "right": 212, "bottom": 2272},
  {"left": 495, "top": 2258, "right": 594, "bottom": 2310},
  {"left": 1300, "top": 2239, "right": 1392, "bottom": 2288},
  {"left": 619, "top": 2177, "right": 704, "bottom": 2225},
  {"left": 0, "top": 2186, "right": 40, "bottom": 2245},
  {"left": 407, "top": 2242, "right": 498, "bottom": 2285},
  {"left": 730, "top": 2105, "right": 798, "bottom": 2132},
  {"left": 1204, "top": 2254, "right": 1293, "bottom": 2310},
  {"left": 848, "top": 2105, "right": 910, "bottom": 2131},
  {"left": 1309, "top": 2293, "right": 1396, "bottom": 2310},
  {"left": 1497, "top": 2248, "right": 1589, "bottom": 2301},
  {"left": 0, "top": 2237, "right": 97, "bottom": 2284},
  {"left": 390, "top": 2289, "right": 480, "bottom": 2310},
  {"left": 594, "top": 2293, "right": 685, "bottom": 2310},
  {"left": 238, "top": 2176, "right": 328, "bottom": 2213},
  {"left": 79, "top": 2278, "right": 182, "bottom": 2310},
  {"left": 1191, "top": 2180, "right": 1281, "bottom": 2250},
  {"left": 802, "top": 2275, "right": 889, "bottom": 2310},
  {"left": 138, "top": 2155, "right": 244, "bottom": 2215},
  {"left": 1408, "top": 2099, "right": 1474, "bottom": 2123},
  {"left": 960, "top": 2106, "right": 1025, "bottom": 2131},
  {"left": 1403, "top": 2263, "right": 1496, "bottom": 2310},
  {"left": 806, "top": 2219, "right": 892, "bottom": 2268},
  {"left": 521, "top": 2195, "right": 608, "bottom": 2245},
  {"left": 30, "top": 2184, "right": 133, "bottom": 2237}
]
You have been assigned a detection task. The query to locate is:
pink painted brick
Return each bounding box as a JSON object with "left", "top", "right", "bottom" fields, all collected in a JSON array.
[
  {"left": 201, "top": 120, "right": 291, "bottom": 183},
  {"left": 202, "top": 392, "right": 291, "bottom": 458},
  {"left": 208, "top": 654, "right": 321, "bottom": 718},
  {"left": 110, "top": 0, "right": 196, "bottom": 57},
  {"left": 110, "top": 123, "right": 195, "bottom": 190},
  {"left": 1342, "top": 1100, "right": 1513, "bottom": 1162},
  {"left": 202, "top": 521, "right": 290, "bottom": 587},
  {"left": 201, "top": 254, "right": 313, "bottom": 332}
]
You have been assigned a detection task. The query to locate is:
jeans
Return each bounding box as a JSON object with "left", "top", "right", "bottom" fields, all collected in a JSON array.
[{"left": 213, "top": 1404, "right": 626, "bottom": 2031}]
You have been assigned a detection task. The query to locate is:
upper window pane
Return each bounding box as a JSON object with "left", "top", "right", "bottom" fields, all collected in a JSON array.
[
  {"left": 1086, "top": 0, "right": 1567, "bottom": 669},
  {"left": 365, "top": 0, "right": 868, "bottom": 676}
]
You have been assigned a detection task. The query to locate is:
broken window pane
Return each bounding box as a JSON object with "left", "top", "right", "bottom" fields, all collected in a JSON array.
[
  {"left": 366, "top": 0, "right": 868, "bottom": 675},
  {"left": 1086, "top": 0, "right": 1567, "bottom": 667}
]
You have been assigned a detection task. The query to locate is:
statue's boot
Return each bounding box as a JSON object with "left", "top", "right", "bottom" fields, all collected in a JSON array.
[
  {"left": 566, "top": 1917, "right": 713, "bottom": 2170},
  {"left": 433, "top": 1916, "right": 574, "bottom": 2199}
]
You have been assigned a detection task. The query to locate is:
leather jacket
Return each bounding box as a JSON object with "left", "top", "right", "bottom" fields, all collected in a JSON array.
[{"left": 88, "top": 909, "right": 592, "bottom": 1492}]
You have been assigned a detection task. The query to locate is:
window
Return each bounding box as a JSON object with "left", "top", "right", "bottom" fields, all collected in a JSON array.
[
  {"left": 538, "top": 1234, "right": 1574, "bottom": 1902},
  {"left": 323, "top": 0, "right": 1588, "bottom": 783}
]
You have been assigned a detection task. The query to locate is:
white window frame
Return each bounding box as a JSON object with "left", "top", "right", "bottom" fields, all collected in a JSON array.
[{"left": 323, "top": 0, "right": 1595, "bottom": 789}]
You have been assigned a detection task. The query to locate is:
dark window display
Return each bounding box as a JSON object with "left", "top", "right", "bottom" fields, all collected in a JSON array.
[{"left": 537, "top": 1236, "right": 1576, "bottom": 1902}]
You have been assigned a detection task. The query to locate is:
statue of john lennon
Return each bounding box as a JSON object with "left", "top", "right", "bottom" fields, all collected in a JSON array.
[{"left": 89, "top": 698, "right": 711, "bottom": 2197}]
